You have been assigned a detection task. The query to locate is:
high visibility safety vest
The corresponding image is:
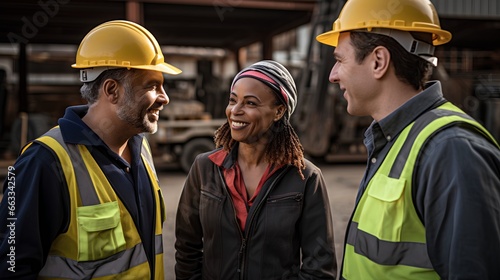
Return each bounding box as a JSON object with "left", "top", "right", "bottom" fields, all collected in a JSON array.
[
  {"left": 23, "top": 126, "right": 166, "bottom": 280},
  {"left": 342, "top": 102, "right": 499, "bottom": 280}
]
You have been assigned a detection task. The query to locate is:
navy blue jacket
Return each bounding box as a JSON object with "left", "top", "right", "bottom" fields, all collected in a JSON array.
[{"left": 0, "top": 105, "right": 156, "bottom": 279}]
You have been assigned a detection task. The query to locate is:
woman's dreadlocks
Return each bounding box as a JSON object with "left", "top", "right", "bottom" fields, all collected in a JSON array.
[{"left": 214, "top": 117, "right": 306, "bottom": 180}]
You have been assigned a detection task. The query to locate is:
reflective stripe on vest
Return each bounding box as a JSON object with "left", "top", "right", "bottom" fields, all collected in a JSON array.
[
  {"left": 28, "top": 127, "right": 165, "bottom": 279},
  {"left": 343, "top": 102, "right": 499, "bottom": 280}
]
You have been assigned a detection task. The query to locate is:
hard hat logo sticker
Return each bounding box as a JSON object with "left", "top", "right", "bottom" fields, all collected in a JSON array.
[{"left": 370, "top": 0, "right": 403, "bottom": 21}]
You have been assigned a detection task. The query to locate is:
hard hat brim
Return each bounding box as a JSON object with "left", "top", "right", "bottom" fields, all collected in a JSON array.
[
  {"left": 316, "top": 30, "right": 340, "bottom": 47},
  {"left": 316, "top": 27, "right": 452, "bottom": 47},
  {"left": 134, "top": 62, "right": 182, "bottom": 75},
  {"left": 71, "top": 62, "right": 182, "bottom": 75}
]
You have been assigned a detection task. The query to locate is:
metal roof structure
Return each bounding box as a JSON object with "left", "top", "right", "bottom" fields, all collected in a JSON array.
[
  {"left": 2, "top": 0, "right": 500, "bottom": 51},
  {"left": 432, "top": 0, "right": 500, "bottom": 19},
  {"left": 431, "top": 0, "right": 500, "bottom": 50},
  {"left": 0, "top": 0, "right": 316, "bottom": 51}
]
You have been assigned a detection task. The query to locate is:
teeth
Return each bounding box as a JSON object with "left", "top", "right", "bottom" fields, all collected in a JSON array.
[{"left": 232, "top": 121, "right": 247, "bottom": 127}]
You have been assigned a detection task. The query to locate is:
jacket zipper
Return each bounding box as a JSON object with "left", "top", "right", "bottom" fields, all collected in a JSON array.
[
  {"left": 238, "top": 166, "right": 291, "bottom": 280},
  {"left": 217, "top": 168, "right": 246, "bottom": 278}
]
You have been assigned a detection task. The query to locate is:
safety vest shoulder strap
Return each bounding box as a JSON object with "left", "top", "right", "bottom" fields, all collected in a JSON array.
[
  {"left": 141, "top": 136, "right": 159, "bottom": 182},
  {"left": 31, "top": 128, "right": 161, "bottom": 206},
  {"left": 388, "top": 102, "right": 499, "bottom": 180},
  {"left": 29, "top": 126, "right": 101, "bottom": 205}
]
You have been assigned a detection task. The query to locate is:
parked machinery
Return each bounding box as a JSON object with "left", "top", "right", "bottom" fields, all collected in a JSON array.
[
  {"left": 293, "top": 0, "right": 500, "bottom": 163},
  {"left": 293, "top": 0, "right": 371, "bottom": 162},
  {"left": 146, "top": 74, "right": 228, "bottom": 173}
]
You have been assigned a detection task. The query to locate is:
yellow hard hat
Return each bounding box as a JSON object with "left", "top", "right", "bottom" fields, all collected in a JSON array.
[
  {"left": 316, "top": 0, "right": 452, "bottom": 47},
  {"left": 72, "top": 20, "right": 181, "bottom": 82}
]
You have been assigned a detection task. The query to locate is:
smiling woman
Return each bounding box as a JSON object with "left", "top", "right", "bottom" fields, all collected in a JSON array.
[
  {"left": 226, "top": 77, "right": 285, "bottom": 146},
  {"left": 174, "top": 60, "right": 337, "bottom": 279}
]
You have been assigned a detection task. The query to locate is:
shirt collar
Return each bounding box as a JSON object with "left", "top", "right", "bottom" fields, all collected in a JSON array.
[
  {"left": 57, "top": 105, "right": 144, "bottom": 163},
  {"left": 208, "top": 144, "right": 239, "bottom": 169},
  {"left": 377, "top": 81, "right": 446, "bottom": 142},
  {"left": 58, "top": 105, "right": 104, "bottom": 146}
]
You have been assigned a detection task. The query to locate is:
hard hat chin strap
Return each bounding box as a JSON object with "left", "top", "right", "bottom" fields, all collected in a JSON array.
[
  {"left": 364, "top": 28, "right": 438, "bottom": 67},
  {"left": 79, "top": 67, "right": 123, "bottom": 82}
]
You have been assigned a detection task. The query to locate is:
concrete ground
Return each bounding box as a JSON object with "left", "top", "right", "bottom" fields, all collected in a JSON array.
[{"left": 159, "top": 163, "right": 364, "bottom": 279}]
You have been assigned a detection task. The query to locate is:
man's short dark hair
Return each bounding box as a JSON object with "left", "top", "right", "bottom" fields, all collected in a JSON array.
[
  {"left": 349, "top": 31, "right": 433, "bottom": 90},
  {"left": 80, "top": 68, "right": 132, "bottom": 104}
]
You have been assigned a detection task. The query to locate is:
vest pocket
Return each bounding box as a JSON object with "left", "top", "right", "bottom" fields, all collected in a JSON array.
[
  {"left": 77, "top": 201, "right": 126, "bottom": 261},
  {"left": 358, "top": 173, "right": 406, "bottom": 241}
]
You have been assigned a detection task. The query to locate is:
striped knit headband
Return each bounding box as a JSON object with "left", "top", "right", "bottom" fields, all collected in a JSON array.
[
  {"left": 232, "top": 70, "right": 288, "bottom": 104},
  {"left": 230, "top": 60, "right": 297, "bottom": 119}
]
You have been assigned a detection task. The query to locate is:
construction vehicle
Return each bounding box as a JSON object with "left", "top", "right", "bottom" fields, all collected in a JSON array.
[
  {"left": 293, "top": 0, "right": 371, "bottom": 162},
  {"left": 146, "top": 75, "right": 227, "bottom": 173}
]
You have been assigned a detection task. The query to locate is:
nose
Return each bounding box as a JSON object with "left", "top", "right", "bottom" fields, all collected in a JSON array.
[
  {"left": 158, "top": 85, "right": 169, "bottom": 105},
  {"left": 329, "top": 62, "right": 339, "bottom": 84},
  {"left": 228, "top": 102, "right": 243, "bottom": 116}
]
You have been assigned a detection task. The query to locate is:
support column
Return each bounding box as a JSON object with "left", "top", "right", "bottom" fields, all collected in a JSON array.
[
  {"left": 18, "top": 43, "right": 27, "bottom": 114},
  {"left": 126, "top": 0, "right": 143, "bottom": 25},
  {"left": 261, "top": 35, "right": 273, "bottom": 60}
]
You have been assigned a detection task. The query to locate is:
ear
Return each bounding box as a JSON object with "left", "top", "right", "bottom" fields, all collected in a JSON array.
[
  {"left": 274, "top": 104, "right": 287, "bottom": 122},
  {"left": 372, "top": 46, "right": 391, "bottom": 79},
  {"left": 102, "top": 79, "right": 120, "bottom": 104}
]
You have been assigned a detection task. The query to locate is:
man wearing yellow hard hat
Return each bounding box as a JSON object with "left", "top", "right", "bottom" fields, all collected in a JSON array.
[
  {"left": 316, "top": 0, "right": 500, "bottom": 279},
  {"left": 0, "top": 20, "right": 180, "bottom": 279}
]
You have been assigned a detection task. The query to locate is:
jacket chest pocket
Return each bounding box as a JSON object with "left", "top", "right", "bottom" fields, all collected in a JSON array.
[
  {"left": 77, "top": 201, "right": 126, "bottom": 261},
  {"left": 264, "top": 192, "right": 303, "bottom": 233},
  {"left": 267, "top": 192, "right": 303, "bottom": 204},
  {"left": 199, "top": 190, "right": 223, "bottom": 231}
]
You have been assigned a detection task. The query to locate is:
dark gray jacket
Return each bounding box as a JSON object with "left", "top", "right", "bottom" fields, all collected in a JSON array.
[{"left": 175, "top": 148, "right": 337, "bottom": 279}]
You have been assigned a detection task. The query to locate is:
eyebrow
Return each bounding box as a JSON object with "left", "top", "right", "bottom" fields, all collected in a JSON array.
[
  {"left": 229, "top": 91, "right": 262, "bottom": 101},
  {"left": 153, "top": 76, "right": 164, "bottom": 84},
  {"left": 143, "top": 76, "right": 163, "bottom": 86},
  {"left": 333, "top": 52, "right": 342, "bottom": 60}
]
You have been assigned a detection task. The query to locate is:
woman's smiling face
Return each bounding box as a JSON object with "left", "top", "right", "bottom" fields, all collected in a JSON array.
[{"left": 226, "top": 77, "right": 285, "bottom": 145}]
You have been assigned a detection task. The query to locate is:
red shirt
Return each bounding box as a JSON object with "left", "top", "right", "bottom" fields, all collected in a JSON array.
[{"left": 208, "top": 149, "right": 279, "bottom": 231}]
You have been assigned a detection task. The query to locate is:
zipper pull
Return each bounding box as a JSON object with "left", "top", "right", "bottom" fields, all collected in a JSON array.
[
  {"left": 237, "top": 238, "right": 247, "bottom": 275},
  {"left": 239, "top": 238, "right": 246, "bottom": 253},
  {"left": 295, "top": 193, "right": 303, "bottom": 201}
]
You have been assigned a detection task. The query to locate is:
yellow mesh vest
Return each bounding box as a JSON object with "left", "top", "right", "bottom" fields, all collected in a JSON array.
[
  {"left": 343, "top": 102, "right": 499, "bottom": 279},
  {"left": 23, "top": 127, "right": 166, "bottom": 280}
]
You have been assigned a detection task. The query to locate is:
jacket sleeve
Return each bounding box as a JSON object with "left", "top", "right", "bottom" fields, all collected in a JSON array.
[
  {"left": 0, "top": 144, "right": 68, "bottom": 279},
  {"left": 298, "top": 167, "right": 338, "bottom": 279},
  {"left": 174, "top": 155, "right": 204, "bottom": 280},
  {"left": 415, "top": 128, "right": 500, "bottom": 279}
]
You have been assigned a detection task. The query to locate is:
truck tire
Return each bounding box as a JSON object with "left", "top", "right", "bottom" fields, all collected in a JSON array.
[{"left": 180, "top": 138, "right": 215, "bottom": 173}]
